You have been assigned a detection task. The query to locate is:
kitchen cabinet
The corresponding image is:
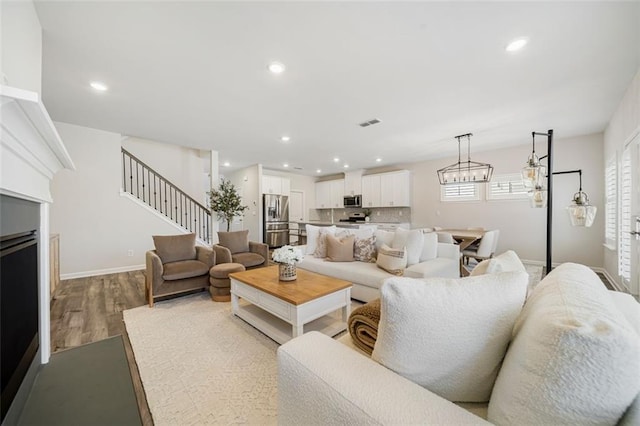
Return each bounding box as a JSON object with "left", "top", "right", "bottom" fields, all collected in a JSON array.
[
  {"left": 344, "top": 170, "right": 363, "bottom": 196},
  {"left": 262, "top": 175, "right": 290, "bottom": 196},
  {"left": 380, "top": 170, "right": 411, "bottom": 207},
  {"left": 362, "top": 170, "right": 411, "bottom": 208},
  {"left": 315, "top": 179, "right": 344, "bottom": 208},
  {"left": 361, "top": 174, "right": 381, "bottom": 207}
]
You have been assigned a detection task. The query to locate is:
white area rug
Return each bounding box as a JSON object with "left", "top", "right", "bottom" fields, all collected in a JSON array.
[{"left": 124, "top": 293, "right": 279, "bottom": 425}]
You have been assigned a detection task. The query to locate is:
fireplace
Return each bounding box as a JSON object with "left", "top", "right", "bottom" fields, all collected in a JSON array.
[
  {"left": 0, "top": 86, "right": 75, "bottom": 423},
  {"left": 0, "top": 231, "right": 39, "bottom": 422}
]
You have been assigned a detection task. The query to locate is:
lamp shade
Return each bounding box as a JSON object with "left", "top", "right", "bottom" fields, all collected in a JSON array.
[
  {"left": 521, "top": 163, "right": 546, "bottom": 189},
  {"left": 566, "top": 191, "right": 597, "bottom": 227},
  {"left": 528, "top": 188, "right": 547, "bottom": 208}
]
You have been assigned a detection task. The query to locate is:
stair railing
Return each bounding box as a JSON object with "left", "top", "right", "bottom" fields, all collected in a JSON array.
[{"left": 121, "top": 148, "right": 211, "bottom": 243}]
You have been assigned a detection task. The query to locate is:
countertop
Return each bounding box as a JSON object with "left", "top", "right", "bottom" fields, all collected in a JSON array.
[{"left": 293, "top": 220, "right": 408, "bottom": 226}]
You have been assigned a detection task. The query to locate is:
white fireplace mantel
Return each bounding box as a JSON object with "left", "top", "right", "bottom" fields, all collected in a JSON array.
[
  {"left": 1, "top": 85, "right": 75, "bottom": 203},
  {"left": 1, "top": 85, "right": 75, "bottom": 365}
]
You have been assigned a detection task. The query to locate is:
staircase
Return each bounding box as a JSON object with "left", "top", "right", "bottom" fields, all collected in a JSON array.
[{"left": 121, "top": 148, "right": 211, "bottom": 244}]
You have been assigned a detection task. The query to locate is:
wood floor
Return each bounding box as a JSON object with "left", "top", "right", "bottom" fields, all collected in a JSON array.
[{"left": 50, "top": 270, "right": 153, "bottom": 425}]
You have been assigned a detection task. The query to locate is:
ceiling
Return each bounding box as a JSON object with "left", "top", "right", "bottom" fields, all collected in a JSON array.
[{"left": 35, "top": 1, "right": 640, "bottom": 176}]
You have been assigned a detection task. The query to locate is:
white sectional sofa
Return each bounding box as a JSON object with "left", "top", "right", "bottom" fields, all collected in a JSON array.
[
  {"left": 278, "top": 262, "right": 640, "bottom": 425},
  {"left": 297, "top": 226, "right": 460, "bottom": 302}
]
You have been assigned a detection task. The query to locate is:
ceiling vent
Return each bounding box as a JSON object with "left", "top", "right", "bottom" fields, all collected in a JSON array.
[
  {"left": 359, "top": 118, "right": 382, "bottom": 127},
  {"left": 294, "top": 167, "right": 303, "bottom": 170}
]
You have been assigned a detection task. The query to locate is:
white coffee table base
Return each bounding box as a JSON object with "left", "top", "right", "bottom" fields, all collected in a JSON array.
[{"left": 231, "top": 279, "right": 351, "bottom": 344}]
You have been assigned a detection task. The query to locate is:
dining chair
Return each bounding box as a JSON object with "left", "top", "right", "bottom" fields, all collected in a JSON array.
[
  {"left": 437, "top": 232, "right": 456, "bottom": 244},
  {"left": 467, "top": 227, "right": 485, "bottom": 231},
  {"left": 462, "top": 229, "right": 499, "bottom": 265}
]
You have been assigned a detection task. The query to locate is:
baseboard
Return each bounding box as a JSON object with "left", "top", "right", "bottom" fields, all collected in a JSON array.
[
  {"left": 61, "top": 264, "right": 145, "bottom": 280},
  {"left": 594, "top": 267, "right": 628, "bottom": 293}
]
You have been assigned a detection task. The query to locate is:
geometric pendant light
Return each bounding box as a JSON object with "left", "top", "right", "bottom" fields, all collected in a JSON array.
[{"left": 437, "top": 133, "right": 493, "bottom": 185}]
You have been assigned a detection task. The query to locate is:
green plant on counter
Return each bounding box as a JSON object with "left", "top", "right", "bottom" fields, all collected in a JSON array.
[
  {"left": 208, "top": 178, "right": 248, "bottom": 231},
  {"left": 362, "top": 209, "right": 372, "bottom": 217}
]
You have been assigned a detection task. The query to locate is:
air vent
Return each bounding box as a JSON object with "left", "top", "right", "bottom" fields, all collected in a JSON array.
[
  {"left": 294, "top": 167, "right": 303, "bottom": 170},
  {"left": 359, "top": 118, "right": 382, "bottom": 127}
]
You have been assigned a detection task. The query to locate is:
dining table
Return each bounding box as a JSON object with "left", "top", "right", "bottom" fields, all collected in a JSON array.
[{"left": 439, "top": 229, "right": 486, "bottom": 276}]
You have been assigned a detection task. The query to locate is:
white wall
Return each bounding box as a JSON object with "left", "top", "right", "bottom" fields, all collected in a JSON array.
[
  {"left": 1, "top": 0, "right": 42, "bottom": 93},
  {"left": 225, "top": 165, "right": 262, "bottom": 241},
  {"left": 604, "top": 68, "right": 640, "bottom": 288},
  {"left": 50, "top": 122, "right": 191, "bottom": 277},
  {"left": 399, "top": 133, "right": 604, "bottom": 267}
]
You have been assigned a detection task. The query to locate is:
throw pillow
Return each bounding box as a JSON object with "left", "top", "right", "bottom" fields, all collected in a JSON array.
[
  {"left": 217, "top": 230, "right": 249, "bottom": 254},
  {"left": 470, "top": 250, "right": 526, "bottom": 276},
  {"left": 372, "top": 271, "right": 529, "bottom": 402},
  {"left": 313, "top": 227, "right": 334, "bottom": 258},
  {"left": 153, "top": 233, "right": 197, "bottom": 263},
  {"left": 488, "top": 263, "right": 640, "bottom": 425},
  {"left": 326, "top": 234, "right": 355, "bottom": 262},
  {"left": 354, "top": 235, "right": 377, "bottom": 262},
  {"left": 392, "top": 228, "right": 424, "bottom": 266},
  {"left": 305, "top": 225, "right": 336, "bottom": 255},
  {"left": 419, "top": 231, "right": 438, "bottom": 262},
  {"left": 375, "top": 244, "right": 407, "bottom": 275},
  {"left": 374, "top": 230, "right": 395, "bottom": 252}
]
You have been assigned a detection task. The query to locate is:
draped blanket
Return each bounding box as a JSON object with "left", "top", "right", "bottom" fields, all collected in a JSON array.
[{"left": 347, "top": 298, "right": 381, "bottom": 355}]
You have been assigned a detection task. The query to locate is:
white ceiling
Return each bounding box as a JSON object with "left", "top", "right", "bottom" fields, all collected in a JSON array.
[{"left": 35, "top": 1, "right": 640, "bottom": 176}]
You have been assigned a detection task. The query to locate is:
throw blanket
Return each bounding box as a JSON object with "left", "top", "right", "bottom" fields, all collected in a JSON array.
[{"left": 348, "top": 298, "right": 381, "bottom": 355}]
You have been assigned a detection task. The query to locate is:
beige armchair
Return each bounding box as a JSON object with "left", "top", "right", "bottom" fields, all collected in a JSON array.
[
  {"left": 146, "top": 233, "right": 215, "bottom": 307},
  {"left": 213, "top": 230, "right": 268, "bottom": 269}
]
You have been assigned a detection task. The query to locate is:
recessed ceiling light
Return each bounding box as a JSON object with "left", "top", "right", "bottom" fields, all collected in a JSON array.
[
  {"left": 333, "top": 157, "right": 340, "bottom": 163},
  {"left": 268, "top": 62, "right": 286, "bottom": 74},
  {"left": 223, "top": 162, "right": 230, "bottom": 167},
  {"left": 280, "top": 136, "right": 291, "bottom": 142},
  {"left": 283, "top": 163, "right": 289, "bottom": 168},
  {"left": 343, "top": 164, "right": 349, "bottom": 169},
  {"left": 376, "top": 158, "right": 382, "bottom": 162},
  {"left": 316, "top": 169, "right": 322, "bottom": 173},
  {"left": 505, "top": 38, "right": 528, "bottom": 52},
  {"left": 90, "top": 81, "right": 108, "bottom": 91}
]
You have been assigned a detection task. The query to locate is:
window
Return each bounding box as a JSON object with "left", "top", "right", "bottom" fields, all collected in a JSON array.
[
  {"left": 440, "top": 183, "right": 480, "bottom": 202},
  {"left": 486, "top": 173, "right": 529, "bottom": 200},
  {"left": 619, "top": 146, "right": 631, "bottom": 286},
  {"left": 604, "top": 157, "right": 617, "bottom": 248}
]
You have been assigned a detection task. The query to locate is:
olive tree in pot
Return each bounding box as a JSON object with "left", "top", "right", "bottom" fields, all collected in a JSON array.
[{"left": 208, "top": 179, "right": 248, "bottom": 232}]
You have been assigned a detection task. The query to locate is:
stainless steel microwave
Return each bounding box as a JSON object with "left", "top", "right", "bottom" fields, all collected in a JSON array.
[{"left": 343, "top": 195, "right": 362, "bottom": 208}]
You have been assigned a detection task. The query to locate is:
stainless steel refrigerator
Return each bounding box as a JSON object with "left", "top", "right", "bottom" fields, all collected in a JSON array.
[{"left": 263, "top": 194, "right": 290, "bottom": 248}]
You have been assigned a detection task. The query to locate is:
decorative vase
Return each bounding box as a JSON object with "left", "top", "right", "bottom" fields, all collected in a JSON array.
[{"left": 278, "top": 263, "right": 297, "bottom": 281}]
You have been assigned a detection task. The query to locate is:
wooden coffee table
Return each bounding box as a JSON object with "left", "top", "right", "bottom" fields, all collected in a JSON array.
[{"left": 229, "top": 265, "right": 352, "bottom": 344}]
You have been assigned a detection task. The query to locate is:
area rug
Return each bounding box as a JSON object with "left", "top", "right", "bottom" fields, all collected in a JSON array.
[
  {"left": 123, "top": 293, "right": 279, "bottom": 425},
  {"left": 523, "top": 262, "right": 544, "bottom": 293}
]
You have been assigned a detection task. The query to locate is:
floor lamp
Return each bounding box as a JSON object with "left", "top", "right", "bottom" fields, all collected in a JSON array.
[{"left": 522, "top": 130, "right": 597, "bottom": 274}]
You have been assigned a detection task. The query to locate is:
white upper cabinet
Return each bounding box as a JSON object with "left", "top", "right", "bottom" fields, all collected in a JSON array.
[
  {"left": 362, "top": 170, "right": 411, "bottom": 208},
  {"left": 262, "top": 175, "right": 290, "bottom": 196},
  {"left": 361, "top": 174, "right": 381, "bottom": 207},
  {"left": 344, "top": 170, "right": 363, "bottom": 196},
  {"left": 380, "top": 170, "right": 411, "bottom": 207},
  {"left": 315, "top": 179, "right": 345, "bottom": 208}
]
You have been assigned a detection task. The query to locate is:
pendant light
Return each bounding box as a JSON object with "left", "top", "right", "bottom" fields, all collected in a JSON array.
[
  {"left": 522, "top": 132, "right": 547, "bottom": 190},
  {"left": 564, "top": 171, "right": 597, "bottom": 227},
  {"left": 437, "top": 133, "right": 493, "bottom": 185}
]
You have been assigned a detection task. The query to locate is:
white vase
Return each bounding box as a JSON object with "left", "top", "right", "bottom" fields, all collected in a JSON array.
[{"left": 278, "top": 263, "right": 297, "bottom": 281}]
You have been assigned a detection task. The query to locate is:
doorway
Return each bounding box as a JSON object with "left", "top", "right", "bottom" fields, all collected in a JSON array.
[
  {"left": 289, "top": 190, "right": 304, "bottom": 245},
  {"left": 620, "top": 132, "right": 639, "bottom": 296}
]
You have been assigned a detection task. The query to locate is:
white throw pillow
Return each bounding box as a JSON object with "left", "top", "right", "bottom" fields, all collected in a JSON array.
[
  {"left": 336, "top": 227, "right": 375, "bottom": 240},
  {"left": 305, "top": 225, "right": 336, "bottom": 255},
  {"left": 392, "top": 228, "right": 424, "bottom": 266},
  {"left": 372, "top": 271, "right": 529, "bottom": 402},
  {"left": 488, "top": 263, "right": 640, "bottom": 425},
  {"left": 374, "top": 230, "right": 395, "bottom": 252},
  {"left": 470, "top": 250, "right": 526, "bottom": 276},
  {"left": 375, "top": 244, "right": 407, "bottom": 275},
  {"left": 419, "top": 231, "right": 438, "bottom": 262}
]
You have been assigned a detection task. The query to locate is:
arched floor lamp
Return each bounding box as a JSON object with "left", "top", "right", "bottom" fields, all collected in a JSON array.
[{"left": 522, "top": 129, "right": 597, "bottom": 274}]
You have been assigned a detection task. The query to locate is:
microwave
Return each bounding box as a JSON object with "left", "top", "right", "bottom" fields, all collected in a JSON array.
[{"left": 343, "top": 195, "right": 362, "bottom": 208}]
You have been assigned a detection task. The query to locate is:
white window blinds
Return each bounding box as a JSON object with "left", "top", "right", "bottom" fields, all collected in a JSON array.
[
  {"left": 486, "top": 173, "right": 529, "bottom": 200},
  {"left": 619, "top": 146, "right": 631, "bottom": 286},
  {"left": 605, "top": 157, "right": 617, "bottom": 247},
  {"left": 441, "top": 183, "right": 480, "bottom": 202}
]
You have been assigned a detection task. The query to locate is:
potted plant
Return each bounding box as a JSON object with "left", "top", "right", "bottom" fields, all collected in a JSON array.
[
  {"left": 208, "top": 178, "right": 248, "bottom": 231},
  {"left": 362, "top": 208, "right": 372, "bottom": 222}
]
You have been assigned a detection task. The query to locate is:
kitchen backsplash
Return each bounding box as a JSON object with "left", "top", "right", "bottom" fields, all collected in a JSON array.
[{"left": 308, "top": 207, "right": 411, "bottom": 224}]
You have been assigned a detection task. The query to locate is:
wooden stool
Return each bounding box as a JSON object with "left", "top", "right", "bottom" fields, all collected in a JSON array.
[{"left": 209, "top": 263, "right": 245, "bottom": 302}]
